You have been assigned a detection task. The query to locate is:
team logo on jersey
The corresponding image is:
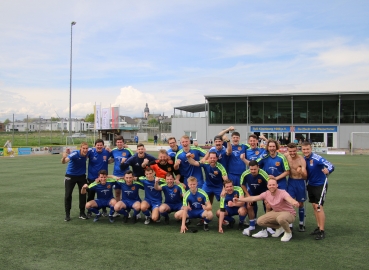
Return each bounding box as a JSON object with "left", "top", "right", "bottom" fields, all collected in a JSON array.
[
  {"left": 168, "top": 168, "right": 172, "bottom": 172},
  {"left": 103, "top": 156, "right": 107, "bottom": 161},
  {"left": 173, "top": 188, "right": 177, "bottom": 193},
  {"left": 238, "top": 147, "right": 242, "bottom": 151},
  {"left": 255, "top": 151, "right": 259, "bottom": 155},
  {"left": 310, "top": 160, "right": 313, "bottom": 166},
  {"left": 258, "top": 179, "right": 262, "bottom": 183},
  {"left": 107, "top": 185, "right": 111, "bottom": 189},
  {"left": 275, "top": 162, "right": 280, "bottom": 166},
  {"left": 131, "top": 186, "right": 136, "bottom": 190},
  {"left": 214, "top": 171, "right": 218, "bottom": 175},
  {"left": 197, "top": 197, "right": 202, "bottom": 202},
  {"left": 123, "top": 153, "right": 126, "bottom": 156}
]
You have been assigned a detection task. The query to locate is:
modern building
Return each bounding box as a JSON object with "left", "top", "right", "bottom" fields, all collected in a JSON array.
[{"left": 172, "top": 91, "right": 369, "bottom": 150}]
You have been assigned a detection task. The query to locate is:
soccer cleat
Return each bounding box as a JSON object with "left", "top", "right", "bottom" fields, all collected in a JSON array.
[
  {"left": 128, "top": 213, "right": 132, "bottom": 218},
  {"left": 310, "top": 227, "right": 320, "bottom": 235},
  {"left": 101, "top": 210, "right": 108, "bottom": 217},
  {"left": 136, "top": 213, "right": 141, "bottom": 219},
  {"left": 272, "top": 227, "right": 285, "bottom": 238},
  {"left": 185, "top": 218, "right": 191, "bottom": 225},
  {"left": 229, "top": 219, "right": 235, "bottom": 229},
  {"left": 203, "top": 223, "right": 209, "bottom": 231},
  {"left": 113, "top": 212, "right": 120, "bottom": 218},
  {"left": 238, "top": 223, "right": 244, "bottom": 231},
  {"left": 243, "top": 219, "right": 249, "bottom": 226},
  {"left": 242, "top": 227, "right": 255, "bottom": 236},
  {"left": 299, "top": 224, "right": 306, "bottom": 232},
  {"left": 123, "top": 215, "right": 129, "bottom": 223},
  {"left": 164, "top": 215, "right": 169, "bottom": 225},
  {"left": 109, "top": 215, "right": 114, "bottom": 223},
  {"left": 223, "top": 220, "right": 229, "bottom": 226},
  {"left": 281, "top": 232, "right": 293, "bottom": 242},
  {"left": 197, "top": 219, "right": 204, "bottom": 226},
  {"left": 87, "top": 212, "right": 92, "bottom": 219},
  {"left": 266, "top": 227, "right": 275, "bottom": 234},
  {"left": 315, "top": 231, "right": 325, "bottom": 240},
  {"left": 144, "top": 216, "right": 151, "bottom": 225},
  {"left": 93, "top": 214, "right": 101, "bottom": 222},
  {"left": 79, "top": 213, "right": 88, "bottom": 220},
  {"left": 252, "top": 229, "right": 268, "bottom": 238},
  {"left": 64, "top": 215, "right": 71, "bottom": 222}
]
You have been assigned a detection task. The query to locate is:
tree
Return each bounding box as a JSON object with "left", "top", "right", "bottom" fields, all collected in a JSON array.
[
  {"left": 51, "top": 117, "right": 60, "bottom": 121},
  {"left": 148, "top": 118, "right": 159, "bottom": 126},
  {"left": 3, "top": 118, "right": 10, "bottom": 125},
  {"left": 85, "top": 113, "right": 94, "bottom": 123}
]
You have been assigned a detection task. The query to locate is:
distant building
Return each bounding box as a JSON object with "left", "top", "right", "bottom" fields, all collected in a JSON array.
[{"left": 144, "top": 103, "right": 150, "bottom": 119}]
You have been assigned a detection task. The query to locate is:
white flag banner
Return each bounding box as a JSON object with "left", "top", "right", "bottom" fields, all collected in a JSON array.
[
  {"left": 101, "top": 108, "right": 110, "bottom": 129},
  {"left": 94, "top": 105, "right": 101, "bottom": 129}
]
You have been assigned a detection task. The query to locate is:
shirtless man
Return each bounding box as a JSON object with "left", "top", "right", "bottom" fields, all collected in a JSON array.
[{"left": 285, "top": 143, "right": 307, "bottom": 232}]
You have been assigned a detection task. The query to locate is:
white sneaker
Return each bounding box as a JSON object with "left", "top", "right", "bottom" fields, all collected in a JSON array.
[
  {"left": 113, "top": 212, "right": 120, "bottom": 218},
  {"left": 281, "top": 232, "right": 293, "bottom": 242},
  {"left": 267, "top": 227, "right": 275, "bottom": 234},
  {"left": 137, "top": 213, "right": 141, "bottom": 219},
  {"left": 222, "top": 220, "right": 229, "bottom": 226},
  {"left": 128, "top": 213, "right": 132, "bottom": 218},
  {"left": 252, "top": 229, "right": 268, "bottom": 238},
  {"left": 272, "top": 227, "right": 285, "bottom": 238},
  {"left": 144, "top": 216, "right": 151, "bottom": 225},
  {"left": 242, "top": 226, "right": 255, "bottom": 236}
]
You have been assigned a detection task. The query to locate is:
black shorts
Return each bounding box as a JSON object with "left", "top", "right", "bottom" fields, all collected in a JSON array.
[{"left": 307, "top": 184, "right": 328, "bottom": 205}]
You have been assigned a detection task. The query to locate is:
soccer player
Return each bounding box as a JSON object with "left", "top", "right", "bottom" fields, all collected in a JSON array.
[
  {"left": 203, "top": 135, "right": 232, "bottom": 171},
  {"left": 114, "top": 170, "right": 144, "bottom": 223},
  {"left": 218, "top": 126, "right": 249, "bottom": 186},
  {"left": 235, "top": 179, "right": 299, "bottom": 242},
  {"left": 120, "top": 143, "right": 156, "bottom": 179},
  {"left": 4, "top": 139, "right": 14, "bottom": 157},
  {"left": 111, "top": 136, "right": 134, "bottom": 200},
  {"left": 138, "top": 167, "right": 163, "bottom": 225},
  {"left": 217, "top": 180, "right": 247, "bottom": 233},
  {"left": 302, "top": 142, "right": 334, "bottom": 240},
  {"left": 174, "top": 135, "right": 207, "bottom": 189},
  {"left": 81, "top": 170, "right": 117, "bottom": 223},
  {"left": 154, "top": 173, "right": 185, "bottom": 224},
  {"left": 176, "top": 176, "right": 213, "bottom": 233},
  {"left": 240, "top": 160, "right": 269, "bottom": 236},
  {"left": 285, "top": 143, "right": 308, "bottom": 232},
  {"left": 187, "top": 151, "right": 228, "bottom": 204},
  {"left": 61, "top": 142, "right": 89, "bottom": 221},
  {"left": 246, "top": 134, "right": 266, "bottom": 162},
  {"left": 147, "top": 149, "right": 180, "bottom": 181},
  {"left": 257, "top": 139, "right": 290, "bottom": 190},
  {"left": 86, "top": 139, "right": 112, "bottom": 218},
  {"left": 167, "top": 137, "right": 181, "bottom": 162}
]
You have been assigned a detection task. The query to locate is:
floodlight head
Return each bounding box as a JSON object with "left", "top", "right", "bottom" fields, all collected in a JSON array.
[{"left": 71, "top": 21, "right": 76, "bottom": 26}]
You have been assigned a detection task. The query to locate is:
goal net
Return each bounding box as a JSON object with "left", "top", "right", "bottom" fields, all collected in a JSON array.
[{"left": 350, "top": 132, "right": 369, "bottom": 155}]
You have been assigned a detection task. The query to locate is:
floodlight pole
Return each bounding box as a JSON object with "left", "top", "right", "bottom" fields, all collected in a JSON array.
[{"left": 68, "top": 21, "right": 76, "bottom": 143}]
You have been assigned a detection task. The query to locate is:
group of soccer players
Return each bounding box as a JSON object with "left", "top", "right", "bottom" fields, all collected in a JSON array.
[{"left": 62, "top": 127, "right": 334, "bottom": 241}]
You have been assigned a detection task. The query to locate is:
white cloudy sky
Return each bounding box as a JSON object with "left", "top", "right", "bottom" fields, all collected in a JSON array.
[{"left": 0, "top": 0, "right": 368, "bottom": 121}]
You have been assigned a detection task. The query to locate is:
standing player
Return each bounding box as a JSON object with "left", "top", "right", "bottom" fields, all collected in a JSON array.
[
  {"left": 240, "top": 160, "right": 269, "bottom": 236},
  {"left": 147, "top": 149, "right": 180, "bottom": 181},
  {"left": 187, "top": 151, "right": 228, "bottom": 204},
  {"left": 217, "top": 180, "right": 247, "bottom": 233},
  {"left": 114, "top": 170, "right": 144, "bottom": 223},
  {"left": 174, "top": 135, "right": 207, "bottom": 189},
  {"left": 4, "top": 139, "right": 14, "bottom": 157},
  {"left": 176, "top": 176, "right": 213, "bottom": 232},
  {"left": 138, "top": 167, "right": 163, "bottom": 225},
  {"left": 154, "top": 173, "right": 185, "bottom": 224},
  {"left": 285, "top": 143, "right": 308, "bottom": 232},
  {"left": 302, "top": 142, "right": 334, "bottom": 240},
  {"left": 120, "top": 143, "right": 156, "bottom": 179},
  {"left": 246, "top": 134, "right": 266, "bottom": 162},
  {"left": 81, "top": 170, "right": 116, "bottom": 223},
  {"left": 86, "top": 139, "right": 112, "bottom": 218},
  {"left": 218, "top": 126, "right": 249, "bottom": 186},
  {"left": 61, "top": 142, "right": 89, "bottom": 221},
  {"left": 167, "top": 137, "right": 181, "bottom": 162},
  {"left": 257, "top": 139, "right": 290, "bottom": 190},
  {"left": 204, "top": 135, "right": 232, "bottom": 171}
]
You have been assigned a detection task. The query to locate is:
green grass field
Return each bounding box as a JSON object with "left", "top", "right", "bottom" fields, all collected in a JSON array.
[{"left": 0, "top": 154, "right": 367, "bottom": 270}]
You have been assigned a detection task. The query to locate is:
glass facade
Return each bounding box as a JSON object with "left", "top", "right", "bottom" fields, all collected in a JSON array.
[{"left": 208, "top": 97, "right": 369, "bottom": 125}]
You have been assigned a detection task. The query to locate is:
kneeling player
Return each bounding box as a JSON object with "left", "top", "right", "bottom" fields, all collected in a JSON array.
[
  {"left": 138, "top": 167, "right": 163, "bottom": 224},
  {"left": 114, "top": 170, "right": 144, "bottom": 223},
  {"left": 154, "top": 172, "right": 185, "bottom": 224},
  {"left": 217, "top": 180, "right": 247, "bottom": 233},
  {"left": 175, "top": 176, "right": 213, "bottom": 232},
  {"left": 81, "top": 170, "right": 117, "bottom": 223}
]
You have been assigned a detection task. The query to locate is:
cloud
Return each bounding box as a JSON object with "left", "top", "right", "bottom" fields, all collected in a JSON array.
[{"left": 316, "top": 45, "right": 369, "bottom": 67}]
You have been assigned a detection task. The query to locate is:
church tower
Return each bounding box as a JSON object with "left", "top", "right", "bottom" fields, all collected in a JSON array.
[{"left": 144, "top": 103, "right": 149, "bottom": 119}]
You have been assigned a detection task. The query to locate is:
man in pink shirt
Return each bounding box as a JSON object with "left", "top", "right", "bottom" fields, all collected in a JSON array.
[{"left": 235, "top": 179, "right": 299, "bottom": 242}]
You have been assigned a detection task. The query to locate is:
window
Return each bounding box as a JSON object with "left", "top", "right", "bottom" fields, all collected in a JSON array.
[
  {"left": 293, "top": 101, "right": 307, "bottom": 124},
  {"left": 249, "top": 102, "right": 263, "bottom": 124},
  {"left": 184, "top": 131, "right": 197, "bottom": 140},
  {"left": 264, "top": 102, "right": 277, "bottom": 124},
  {"left": 209, "top": 103, "right": 222, "bottom": 124},
  {"left": 308, "top": 101, "right": 322, "bottom": 124},
  {"left": 355, "top": 100, "right": 369, "bottom": 123},
  {"left": 222, "top": 103, "right": 235, "bottom": 124},
  {"left": 340, "top": 100, "right": 354, "bottom": 123},
  {"left": 235, "top": 102, "right": 247, "bottom": 123},
  {"left": 323, "top": 100, "right": 338, "bottom": 123}
]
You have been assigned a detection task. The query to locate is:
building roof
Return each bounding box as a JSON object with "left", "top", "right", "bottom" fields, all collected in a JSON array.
[{"left": 174, "top": 103, "right": 208, "bottom": 113}]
